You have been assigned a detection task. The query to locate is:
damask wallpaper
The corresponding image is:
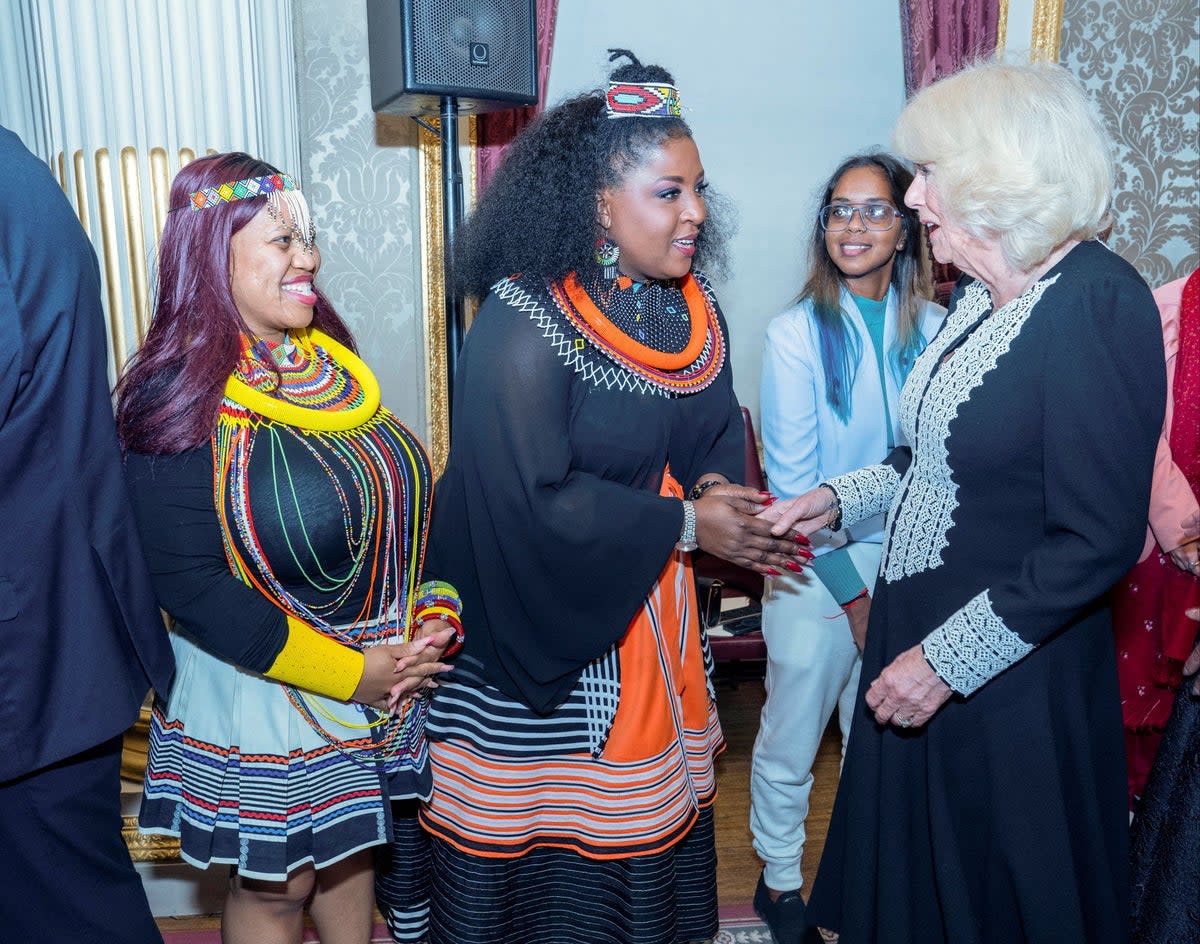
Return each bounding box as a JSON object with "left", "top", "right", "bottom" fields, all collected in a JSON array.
[
  {"left": 293, "top": 0, "right": 427, "bottom": 431},
  {"left": 1061, "top": 0, "right": 1199, "bottom": 285}
]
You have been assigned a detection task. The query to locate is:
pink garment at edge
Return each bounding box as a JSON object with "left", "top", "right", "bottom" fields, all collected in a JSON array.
[{"left": 1140, "top": 275, "right": 1200, "bottom": 562}]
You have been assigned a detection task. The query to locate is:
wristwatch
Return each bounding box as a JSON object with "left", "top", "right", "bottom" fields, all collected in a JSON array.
[{"left": 676, "top": 499, "right": 698, "bottom": 552}]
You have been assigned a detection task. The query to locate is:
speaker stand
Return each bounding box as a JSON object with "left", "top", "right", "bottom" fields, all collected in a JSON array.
[
  {"left": 440, "top": 96, "right": 466, "bottom": 420},
  {"left": 414, "top": 96, "right": 466, "bottom": 435}
]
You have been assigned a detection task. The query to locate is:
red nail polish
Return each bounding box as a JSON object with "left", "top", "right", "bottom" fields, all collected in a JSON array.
[
  {"left": 766, "top": 567, "right": 783, "bottom": 576},
  {"left": 798, "top": 549, "right": 815, "bottom": 560},
  {"left": 762, "top": 496, "right": 777, "bottom": 506},
  {"left": 784, "top": 561, "right": 804, "bottom": 573},
  {"left": 793, "top": 533, "right": 811, "bottom": 546}
]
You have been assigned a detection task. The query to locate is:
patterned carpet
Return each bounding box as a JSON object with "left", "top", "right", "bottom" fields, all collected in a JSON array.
[{"left": 716, "top": 903, "right": 774, "bottom": 942}]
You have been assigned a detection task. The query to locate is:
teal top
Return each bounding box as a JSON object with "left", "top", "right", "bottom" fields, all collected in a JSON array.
[
  {"left": 807, "top": 293, "right": 890, "bottom": 606},
  {"left": 853, "top": 293, "right": 892, "bottom": 448}
]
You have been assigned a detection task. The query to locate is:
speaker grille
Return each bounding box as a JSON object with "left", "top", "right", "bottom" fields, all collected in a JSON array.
[{"left": 410, "top": 0, "right": 536, "bottom": 98}]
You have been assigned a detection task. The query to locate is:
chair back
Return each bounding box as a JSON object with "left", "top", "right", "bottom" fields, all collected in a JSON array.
[{"left": 740, "top": 407, "right": 766, "bottom": 492}]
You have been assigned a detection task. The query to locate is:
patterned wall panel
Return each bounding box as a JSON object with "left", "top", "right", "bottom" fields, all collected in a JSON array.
[
  {"left": 294, "top": 0, "right": 427, "bottom": 432},
  {"left": 1061, "top": 0, "right": 1199, "bottom": 285}
]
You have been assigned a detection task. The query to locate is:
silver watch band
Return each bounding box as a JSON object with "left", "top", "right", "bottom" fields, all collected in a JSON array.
[{"left": 675, "top": 499, "right": 698, "bottom": 552}]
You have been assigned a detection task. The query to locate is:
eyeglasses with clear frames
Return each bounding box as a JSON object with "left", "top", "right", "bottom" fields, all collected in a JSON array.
[{"left": 819, "top": 203, "right": 902, "bottom": 232}]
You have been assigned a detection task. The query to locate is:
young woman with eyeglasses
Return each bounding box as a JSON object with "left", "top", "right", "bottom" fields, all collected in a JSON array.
[{"left": 749, "top": 152, "right": 944, "bottom": 943}]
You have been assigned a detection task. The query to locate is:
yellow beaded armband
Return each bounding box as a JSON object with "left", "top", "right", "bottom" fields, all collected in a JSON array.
[{"left": 264, "top": 617, "right": 365, "bottom": 701}]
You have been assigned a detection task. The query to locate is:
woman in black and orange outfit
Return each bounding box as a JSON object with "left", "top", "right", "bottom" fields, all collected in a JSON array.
[
  {"left": 418, "top": 51, "right": 811, "bottom": 944},
  {"left": 117, "top": 152, "right": 457, "bottom": 944}
]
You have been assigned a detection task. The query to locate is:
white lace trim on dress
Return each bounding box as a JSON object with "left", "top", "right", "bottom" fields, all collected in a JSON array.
[
  {"left": 825, "top": 464, "right": 901, "bottom": 530},
  {"left": 881, "top": 275, "right": 1060, "bottom": 583},
  {"left": 922, "top": 589, "right": 1035, "bottom": 695}
]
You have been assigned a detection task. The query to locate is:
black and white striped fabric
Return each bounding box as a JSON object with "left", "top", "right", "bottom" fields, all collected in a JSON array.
[
  {"left": 426, "top": 650, "right": 621, "bottom": 758},
  {"left": 428, "top": 808, "right": 718, "bottom": 944},
  {"left": 375, "top": 801, "right": 432, "bottom": 943}
]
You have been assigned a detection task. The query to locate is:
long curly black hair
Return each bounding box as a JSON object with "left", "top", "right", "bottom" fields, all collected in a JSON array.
[{"left": 455, "top": 49, "right": 730, "bottom": 299}]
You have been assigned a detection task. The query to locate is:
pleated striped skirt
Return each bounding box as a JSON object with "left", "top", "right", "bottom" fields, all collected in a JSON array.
[
  {"left": 421, "top": 525, "right": 723, "bottom": 943},
  {"left": 139, "top": 630, "right": 429, "bottom": 881}
]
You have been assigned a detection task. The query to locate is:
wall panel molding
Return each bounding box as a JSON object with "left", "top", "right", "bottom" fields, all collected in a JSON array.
[{"left": 0, "top": 0, "right": 301, "bottom": 378}]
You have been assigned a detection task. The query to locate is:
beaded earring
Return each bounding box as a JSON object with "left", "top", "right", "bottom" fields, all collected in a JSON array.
[{"left": 594, "top": 234, "right": 620, "bottom": 280}]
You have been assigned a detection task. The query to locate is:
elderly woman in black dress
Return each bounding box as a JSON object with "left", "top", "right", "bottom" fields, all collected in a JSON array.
[{"left": 762, "top": 60, "right": 1164, "bottom": 943}]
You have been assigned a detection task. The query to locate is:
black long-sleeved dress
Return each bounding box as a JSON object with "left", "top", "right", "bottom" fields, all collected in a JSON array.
[
  {"left": 807, "top": 240, "right": 1165, "bottom": 944},
  {"left": 419, "top": 270, "right": 744, "bottom": 943}
]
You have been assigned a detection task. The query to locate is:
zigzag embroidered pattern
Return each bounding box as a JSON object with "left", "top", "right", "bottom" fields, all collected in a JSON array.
[{"left": 492, "top": 275, "right": 723, "bottom": 398}]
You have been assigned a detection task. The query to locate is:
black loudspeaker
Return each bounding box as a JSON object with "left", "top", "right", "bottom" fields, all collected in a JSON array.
[{"left": 367, "top": 0, "right": 539, "bottom": 116}]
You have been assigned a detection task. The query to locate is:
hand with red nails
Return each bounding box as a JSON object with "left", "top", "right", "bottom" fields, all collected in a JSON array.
[{"left": 692, "top": 482, "right": 814, "bottom": 576}]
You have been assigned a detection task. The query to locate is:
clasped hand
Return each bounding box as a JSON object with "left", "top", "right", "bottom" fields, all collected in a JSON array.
[
  {"left": 352, "top": 622, "right": 457, "bottom": 713},
  {"left": 753, "top": 485, "right": 836, "bottom": 539},
  {"left": 694, "top": 484, "right": 813, "bottom": 575},
  {"left": 1181, "top": 607, "right": 1200, "bottom": 696}
]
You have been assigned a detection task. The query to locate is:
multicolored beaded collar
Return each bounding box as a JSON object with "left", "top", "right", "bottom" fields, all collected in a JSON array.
[
  {"left": 214, "top": 327, "right": 432, "bottom": 769},
  {"left": 224, "top": 328, "right": 380, "bottom": 431},
  {"left": 551, "top": 271, "right": 725, "bottom": 394}
]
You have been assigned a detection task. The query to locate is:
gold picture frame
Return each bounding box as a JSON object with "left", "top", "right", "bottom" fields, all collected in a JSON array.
[
  {"left": 416, "top": 115, "right": 478, "bottom": 478},
  {"left": 997, "top": 0, "right": 1065, "bottom": 61}
]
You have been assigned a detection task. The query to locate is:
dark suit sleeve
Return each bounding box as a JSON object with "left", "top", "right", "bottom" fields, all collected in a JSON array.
[{"left": 124, "top": 448, "right": 287, "bottom": 672}]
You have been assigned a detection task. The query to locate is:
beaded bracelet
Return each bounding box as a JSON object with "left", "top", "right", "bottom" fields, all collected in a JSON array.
[{"left": 413, "top": 580, "right": 464, "bottom": 655}]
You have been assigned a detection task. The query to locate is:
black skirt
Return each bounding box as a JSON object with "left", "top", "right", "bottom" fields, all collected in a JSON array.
[{"left": 1130, "top": 683, "right": 1200, "bottom": 943}]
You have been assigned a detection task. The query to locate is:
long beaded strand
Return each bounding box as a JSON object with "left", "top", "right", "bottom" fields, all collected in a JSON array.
[{"left": 213, "top": 330, "right": 432, "bottom": 771}]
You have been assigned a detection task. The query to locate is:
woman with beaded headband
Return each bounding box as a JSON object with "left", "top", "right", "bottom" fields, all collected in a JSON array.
[
  {"left": 115, "top": 152, "right": 460, "bottom": 944},
  {"left": 407, "top": 51, "right": 811, "bottom": 944}
]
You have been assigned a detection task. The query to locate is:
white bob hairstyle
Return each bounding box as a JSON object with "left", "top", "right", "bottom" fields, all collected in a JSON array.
[{"left": 893, "top": 59, "right": 1114, "bottom": 272}]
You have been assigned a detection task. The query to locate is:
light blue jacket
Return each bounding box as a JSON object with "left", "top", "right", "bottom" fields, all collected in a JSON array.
[{"left": 760, "top": 286, "right": 945, "bottom": 555}]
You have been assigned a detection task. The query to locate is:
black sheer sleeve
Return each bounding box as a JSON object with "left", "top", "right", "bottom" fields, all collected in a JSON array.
[
  {"left": 124, "top": 448, "right": 287, "bottom": 672},
  {"left": 427, "top": 288, "right": 687, "bottom": 712}
]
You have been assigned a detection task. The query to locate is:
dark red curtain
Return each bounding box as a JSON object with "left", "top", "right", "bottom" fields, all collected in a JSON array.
[
  {"left": 898, "top": 0, "right": 1001, "bottom": 302},
  {"left": 475, "top": 0, "right": 558, "bottom": 194},
  {"left": 899, "top": 0, "right": 1001, "bottom": 96}
]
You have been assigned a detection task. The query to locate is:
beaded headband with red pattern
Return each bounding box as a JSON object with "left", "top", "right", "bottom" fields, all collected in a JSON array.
[
  {"left": 606, "top": 81, "right": 683, "bottom": 119},
  {"left": 175, "top": 171, "right": 316, "bottom": 252}
]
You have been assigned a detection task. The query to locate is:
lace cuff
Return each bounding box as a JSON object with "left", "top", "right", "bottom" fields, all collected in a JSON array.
[
  {"left": 921, "top": 590, "right": 1035, "bottom": 695},
  {"left": 825, "top": 464, "right": 900, "bottom": 530}
]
